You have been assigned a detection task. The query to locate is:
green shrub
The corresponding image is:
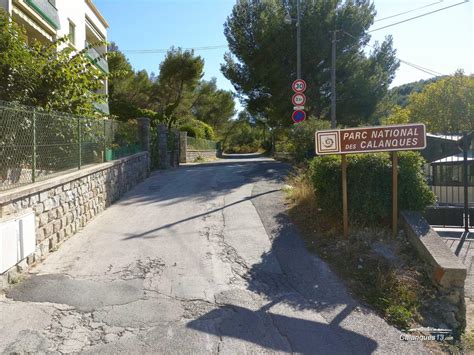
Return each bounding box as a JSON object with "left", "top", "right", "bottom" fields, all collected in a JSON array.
[
  {"left": 275, "top": 118, "right": 331, "bottom": 161},
  {"left": 179, "top": 120, "right": 215, "bottom": 140},
  {"left": 309, "top": 151, "right": 435, "bottom": 224}
]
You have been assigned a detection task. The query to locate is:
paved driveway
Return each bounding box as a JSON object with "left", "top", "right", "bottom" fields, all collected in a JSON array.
[{"left": 0, "top": 157, "right": 428, "bottom": 354}]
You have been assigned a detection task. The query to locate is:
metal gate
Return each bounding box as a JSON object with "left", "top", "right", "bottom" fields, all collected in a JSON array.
[{"left": 422, "top": 132, "right": 474, "bottom": 228}]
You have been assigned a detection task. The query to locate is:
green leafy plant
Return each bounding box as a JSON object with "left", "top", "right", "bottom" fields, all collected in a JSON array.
[
  {"left": 309, "top": 151, "right": 435, "bottom": 225},
  {"left": 0, "top": 10, "right": 106, "bottom": 116}
]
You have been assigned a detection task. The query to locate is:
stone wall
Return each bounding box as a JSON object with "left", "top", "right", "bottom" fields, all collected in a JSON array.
[
  {"left": 0, "top": 152, "right": 149, "bottom": 286},
  {"left": 186, "top": 150, "right": 218, "bottom": 163},
  {"left": 401, "top": 211, "right": 467, "bottom": 332}
]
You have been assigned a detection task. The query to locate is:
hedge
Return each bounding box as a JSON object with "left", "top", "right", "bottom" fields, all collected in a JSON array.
[{"left": 309, "top": 151, "right": 435, "bottom": 225}]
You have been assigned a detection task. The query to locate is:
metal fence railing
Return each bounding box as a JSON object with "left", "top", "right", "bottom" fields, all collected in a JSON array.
[
  {"left": 421, "top": 132, "right": 474, "bottom": 229},
  {"left": 0, "top": 102, "right": 140, "bottom": 192},
  {"left": 187, "top": 137, "right": 217, "bottom": 151}
]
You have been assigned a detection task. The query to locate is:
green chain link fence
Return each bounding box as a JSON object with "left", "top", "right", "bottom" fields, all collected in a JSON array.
[
  {"left": 0, "top": 101, "right": 140, "bottom": 192},
  {"left": 187, "top": 137, "right": 217, "bottom": 150}
]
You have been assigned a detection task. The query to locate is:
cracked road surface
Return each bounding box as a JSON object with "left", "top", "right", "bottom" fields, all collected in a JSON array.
[{"left": 0, "top": 157, "right": 429, "bottom": 354}]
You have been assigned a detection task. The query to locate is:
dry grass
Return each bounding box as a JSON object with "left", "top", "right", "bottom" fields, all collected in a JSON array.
[
  {"left": 284, "top": 168, "right": 460, "bottom": 352},
  {"left": 285, "top": 169, "right": 317, "bottom": 214}
]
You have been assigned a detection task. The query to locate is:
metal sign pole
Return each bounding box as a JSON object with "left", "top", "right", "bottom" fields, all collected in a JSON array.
[
  {"left": 342, "top": 154, "right": 349, "bottom": 238},
  {"left": 392, "top": 152, "right": 398, "bottom": 238}
]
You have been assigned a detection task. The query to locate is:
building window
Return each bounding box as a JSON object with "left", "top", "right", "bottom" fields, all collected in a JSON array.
[{"left": 68, "top": 20, "right": 76, "bottom": 45}]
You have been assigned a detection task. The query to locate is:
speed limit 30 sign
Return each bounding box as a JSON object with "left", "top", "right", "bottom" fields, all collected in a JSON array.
[{"left": 292, "top": 79, "right": 306, "bottom": 93}]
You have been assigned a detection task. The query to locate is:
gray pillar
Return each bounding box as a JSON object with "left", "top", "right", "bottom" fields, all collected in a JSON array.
[
  {"left": 173, "top": 130, "right": 180, "bottom": 167},
  {"left": 179, "top": 131, "right": 187, "bottom": 163},
  {"left": 157, "top": 124, "right": 169, "bottom": 169},
  {"left": 216, "top": 142, "right": 222, "bottom": 158},
  {"left": 137, "top": 117, "right": 150, "bottom": 174},
  {"left": 137, "top": 117, "right": 150, "bottom": 152}
]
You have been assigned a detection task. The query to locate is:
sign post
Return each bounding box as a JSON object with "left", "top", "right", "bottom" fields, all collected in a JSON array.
[
  {"left": 315, "top": 124, "right": 427, "bottom": 238},
  {"left": 341, "top": 154, "right": 349, "bottom": 239},
  {"left": 392, "top": 152, "right": 398, "bottom": 238}
]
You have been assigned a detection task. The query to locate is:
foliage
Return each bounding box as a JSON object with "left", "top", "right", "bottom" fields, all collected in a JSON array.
[
  {"left": 108, "top": 43, "right": 154, "bottom": 121},
  {"left": 380, "top": 105, "right": 410, "bottom": 125},
  {"left": 179, "top": 119, "right": 216, "bottom": 140},
  {"left": 0, "top": 11, "right": 106, "bottom": 116},
  {"left": 407, "top": 72, "right": 474, "bottom": 132},
  {"left": 154, "top": 47, "right": 204, "bottom": 128},
  {"left": 191, "top": 78, "right": 236, "bottom": 133},
  {"left": 385, "top": 76, "right": 444, "bottom": 109},
  {"left": 222, "top": 0, "right": 399, "bottom": 128},
  {"left": 309, "top": 152, "right": 435, "bottom": 224},
  {"left": 107, "top": 45, "right": 235, "bottom": 136},
  {"left": 222, "top": 111, "right": 267, "bottom": 153},
  {"left": 376, "top": 72, "right": 474, "bottom": 131},
  {"left": 276, "top": 118, "right": 331, "bottom": 161}
]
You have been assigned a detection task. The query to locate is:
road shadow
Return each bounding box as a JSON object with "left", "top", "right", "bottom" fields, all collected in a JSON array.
[
  {"left": 116, "top": 159, "right": 289, "bottom": 209},
  {"left": 184, "top": 164, "right": 384, "bottom": 352},
  {"left": 187, "top": 303, "right": 377, "bottom": 354}
]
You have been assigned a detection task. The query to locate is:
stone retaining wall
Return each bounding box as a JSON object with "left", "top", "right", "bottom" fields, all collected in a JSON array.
[
  {"left": 186, "top": 150, "right": 217, "bottom": 162},
  {"left": 0, "top": 152, "right": 149, "bottom": 287},
  {"left": 401, "top": 210, "right": 467, "bottom": 332}
]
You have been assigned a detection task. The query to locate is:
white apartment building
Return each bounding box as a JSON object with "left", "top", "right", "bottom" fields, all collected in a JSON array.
[{"left": 0, "top": 0, "right": 110, "bottom": 114}]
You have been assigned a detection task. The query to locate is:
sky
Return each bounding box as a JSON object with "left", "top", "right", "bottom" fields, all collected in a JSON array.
[{"left": 94, "top": 0, "right": 473, "bottom": 112}]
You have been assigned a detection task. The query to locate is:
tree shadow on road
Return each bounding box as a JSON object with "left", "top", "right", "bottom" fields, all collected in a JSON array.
[
  {"left": 187, "top": 302, "right": 378, "bottom": 354},
  {"left": 186, "top": 180, "right": 385, "bottom": 353},
  {"left": 116, "top": 160, "right": 290, "bottom": 208}
]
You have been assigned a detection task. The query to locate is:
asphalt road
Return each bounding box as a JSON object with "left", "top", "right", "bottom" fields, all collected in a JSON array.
[{"left": 0, "top": 157, "right": 429, "bottom": 354}]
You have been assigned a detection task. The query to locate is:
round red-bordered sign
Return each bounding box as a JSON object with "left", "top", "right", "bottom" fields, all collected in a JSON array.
[
  {"left": 292, "top": 93, "right": 306, "bottom": 106},
  {"left": 292, "top": 110, "right": 306, "bottom": 123},
  {"left": 292, "top": 79, "right": 307, "bottom": 93}
]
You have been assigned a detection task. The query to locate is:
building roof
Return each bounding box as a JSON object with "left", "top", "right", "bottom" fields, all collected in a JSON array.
[{"left": 432, "top": 151, "right": 474, "bottom": 164}]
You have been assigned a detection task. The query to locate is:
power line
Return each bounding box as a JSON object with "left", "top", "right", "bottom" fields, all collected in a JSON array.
[
  {"left": 369, "top": 0, "right": 470, "bottom": 32},
  {"left": 341, "top": 30, "right": 447, "bottom": 77},
  {"left": 122, "top": 45, "right": 228, "bottom": 54},
  {"left": 374, "top": 1, "right": 443, "bottom": 23},
  {"left": 399, "top": 60, "right": 445, "bottom": 76}
]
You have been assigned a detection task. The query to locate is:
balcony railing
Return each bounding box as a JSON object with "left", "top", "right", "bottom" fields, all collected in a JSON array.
[
  {"left": 85, "top": 42, "right": 109, "bottom": 74},
  {"left": 25, "top": 0, "right": 60, "bottom": 29}
]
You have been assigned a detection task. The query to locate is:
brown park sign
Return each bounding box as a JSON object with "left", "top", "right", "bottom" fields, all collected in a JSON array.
[{"left": 315, "top": 123, "right": 426, "bottom": 155}]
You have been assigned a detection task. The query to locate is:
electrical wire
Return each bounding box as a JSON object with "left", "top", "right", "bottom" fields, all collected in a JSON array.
[
  {"left": 369, "top": 0, "right": 470, "bottom": 32},
  {"left": 122, "top": 45, "right": 228, "bottom": 54},
  {"left": 374, "top": 1, "right": 443, "bottom": 23},
  {"left": 341, "top": 30, "right": 447, "bottom": 77}
]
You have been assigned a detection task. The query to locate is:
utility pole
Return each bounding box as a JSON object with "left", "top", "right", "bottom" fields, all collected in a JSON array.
[
  {"left": 331, "top": 30, "right": 336, "bottom": 129},
  {"left": 296, "top": 0, "right": 301, "bottom": 79}
]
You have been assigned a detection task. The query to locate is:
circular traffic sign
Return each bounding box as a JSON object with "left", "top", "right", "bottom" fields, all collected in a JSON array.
[
  {"left": 292, "top": 110, "right": 306, "bottom": 123},
  {"left": 292, "top": 79, "right": 307, "bottom": 93},
  {"left": 292, "top": 93, "right": 306, "bottom": 106}
]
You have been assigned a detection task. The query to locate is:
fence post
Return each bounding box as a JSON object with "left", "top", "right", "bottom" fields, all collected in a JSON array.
[
  {"left": 455, "top": 132, "right": 471, "bottom": 256},
  {"left": 103, "top": 119, "right": 106, "bottom": 162},
  {"left": 78, "top": 117, "right": 82, "bottom": 169},
  {"left": 179, "top": 131, "right": 187, "bottom": 164},
  {"left": 463, "top": 132, "right": 469, "bottom": 233},
  {"left": 32, "top": 109, "right": 37, "bottom": 183}
]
